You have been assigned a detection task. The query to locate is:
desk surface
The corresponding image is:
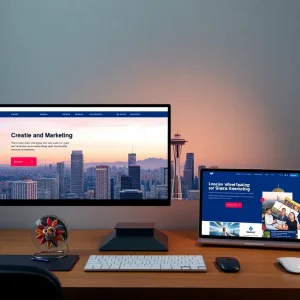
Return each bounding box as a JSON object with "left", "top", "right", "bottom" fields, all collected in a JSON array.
[{"left": 0, "top": 229, "right": 299, "bottom": 289}]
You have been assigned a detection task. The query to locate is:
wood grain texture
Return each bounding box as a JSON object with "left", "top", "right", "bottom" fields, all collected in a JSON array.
[{"left": 0, "top": 230, "right": 299, "bottom": 290}]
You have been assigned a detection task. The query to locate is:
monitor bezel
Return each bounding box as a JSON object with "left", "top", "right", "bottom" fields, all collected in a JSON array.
[
  {"left": 0, "top": 103, "right": 171, "bottom": 206},
  {"left": 199, "top": 168, "right": 300, "bottom": 243}
]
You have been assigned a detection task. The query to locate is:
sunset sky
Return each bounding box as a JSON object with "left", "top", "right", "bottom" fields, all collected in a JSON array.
[
  {"left": 1, "top": 0, "right": 300, "bottom": 170},
  {"left": 0, "top": 118, "right": 168, "bottom": 164}
]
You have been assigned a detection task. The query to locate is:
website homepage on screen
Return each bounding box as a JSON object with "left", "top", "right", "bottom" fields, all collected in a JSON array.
[
  {"left": 0, "top": 107, "right": 169, "bottom": 200},
  {"left": 201, "top": 171, "right": 300, "bottom": 240}
]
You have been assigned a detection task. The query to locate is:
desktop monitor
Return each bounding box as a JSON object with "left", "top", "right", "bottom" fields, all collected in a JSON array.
[
  {"left": 198, "top": 168, "right": 300, "bottom": 249},
  {"left": 0, "top": 104, "right": 171, "bottom": 206}
]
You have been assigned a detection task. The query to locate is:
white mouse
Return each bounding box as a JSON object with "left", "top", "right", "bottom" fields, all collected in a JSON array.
[{"left": 277, "top": 257, "right": 300, "bottom": 274}]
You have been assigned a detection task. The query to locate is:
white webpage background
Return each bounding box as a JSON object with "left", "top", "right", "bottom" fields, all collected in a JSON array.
[{"left": 202, "top": 221, "right": 300, "bottom": 239}]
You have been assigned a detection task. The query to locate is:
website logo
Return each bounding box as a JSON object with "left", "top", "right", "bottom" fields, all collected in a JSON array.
[{"left": 246, "top": 226, "right": 255, "bottom": 234}]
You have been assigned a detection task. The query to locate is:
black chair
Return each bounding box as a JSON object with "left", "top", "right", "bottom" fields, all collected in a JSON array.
[{"left": 0, "top": 264, "right": 63, "bottom": 299}]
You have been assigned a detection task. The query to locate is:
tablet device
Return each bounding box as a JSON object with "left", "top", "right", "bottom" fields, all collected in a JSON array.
[{"left": 198, "top": 168, "right": 300, "bottom": 249}]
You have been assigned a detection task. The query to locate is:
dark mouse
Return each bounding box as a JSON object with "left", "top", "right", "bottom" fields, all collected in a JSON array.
[{"left": 216, "top": 257, "right": 240, "bottom": 273}]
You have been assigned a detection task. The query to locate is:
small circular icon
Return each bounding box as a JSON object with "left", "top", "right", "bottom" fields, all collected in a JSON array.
[{"left": 260, "top": 197, "right": 265, "bottom": 203}]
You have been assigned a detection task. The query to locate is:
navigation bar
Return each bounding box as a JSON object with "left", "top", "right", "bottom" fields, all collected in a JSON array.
[
  {"left": 0, "top": 107, "right": 168, "bottom": 112},
  {"left": 235, "top": 172, "right": 299, "bottom": 177},
  {"left": 0, "top": 112, "right": 168, "bottom": 118}
]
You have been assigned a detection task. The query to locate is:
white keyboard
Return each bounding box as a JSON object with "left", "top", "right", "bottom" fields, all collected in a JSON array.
[{"left": 84, "top": 255, "right": 207, "bottom": 272}]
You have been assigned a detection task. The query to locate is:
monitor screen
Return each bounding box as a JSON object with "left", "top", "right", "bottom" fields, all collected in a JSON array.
[
  {"left": 0, "top": 104, "right": 170, "bottom": 206},
  {"left": 200, "top": 169, "right": 300, "bottom": 242}
]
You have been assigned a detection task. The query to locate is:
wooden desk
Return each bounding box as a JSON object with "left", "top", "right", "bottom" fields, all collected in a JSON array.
[{"left": 0, "top": 230, "right": 299, "bottom": 299}]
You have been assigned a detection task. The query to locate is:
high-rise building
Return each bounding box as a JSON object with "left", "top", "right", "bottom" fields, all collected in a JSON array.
[
  {"left": 155, "top": 185, "right": 168, "bottom": 199},
  {"left": 0, "top": 194, "right": 7, "bottom": 199},
  {"left": 37, "top": 178, "right": 59, "bottom": 199},
  {"left": 95, "top": 165, "right": 110, "bottom": 199},
  {"left": 194, "top": 176, "right": 199, "bottom": 190},
  {"left": 71, "top": 151, "right": 84, "bottom": 197},
  {"left": 110, "top": 178, "right": 115, "bottom": 199},
  {"left": 57, "top": 162, "right": 65, "bottom": 198},
  {"left": 163, "top": 167, "right": 168, "bottom": 185},
  {"left": 87, "top": 167, "right": 96, "bottom": 177},
  {"left": 120, "top": 189, "right": 143, "bottom": 200},
  {"left": 114, "top": 185, "right": 121, "bottom": 199},
  {"left": 198, "top": 165, "right": 206, "bottom": 191},
  {"left": 121, "top": 175, "right": 132, "bottom": 190},
  {"left": 12, "top": 179, "right": 37, "bottom": 199},
  {"left": 185, "top": 153, "right": 194, "bottom": 171},
  {"left": 128, "top": 153, "right": 136, "bottom": 167},
  {"left": 116, "top": 171, "right": 123, "bottom": 186},
  {"left": 128, "top": 165, "right": 141, "bottom": 190},
  {"left": 184, "top": 153, "right": 194, "bottom": 188}
]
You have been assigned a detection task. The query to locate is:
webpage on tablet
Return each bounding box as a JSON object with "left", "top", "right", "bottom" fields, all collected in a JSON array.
[{"left": 201, "top": 170, "right": 300, "bottom": 240}]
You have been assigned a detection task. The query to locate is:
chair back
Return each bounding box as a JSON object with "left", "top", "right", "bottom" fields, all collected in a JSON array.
[{"left": 0, "top": 264, "right": 63, "bottom": 300}]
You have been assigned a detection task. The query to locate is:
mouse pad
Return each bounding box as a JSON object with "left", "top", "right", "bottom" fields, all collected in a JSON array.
[{"left": 0, "top": 255, "right": 79, "bottom": 271}]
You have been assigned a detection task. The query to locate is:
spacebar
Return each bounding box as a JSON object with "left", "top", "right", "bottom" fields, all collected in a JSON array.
[{"left": 119, "top": 264, "right": 160, "bottom": 270}]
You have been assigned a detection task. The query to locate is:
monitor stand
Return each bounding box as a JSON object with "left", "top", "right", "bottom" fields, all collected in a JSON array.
[{"left": 98, "top": 222, "right": 168, "bottom": 251}]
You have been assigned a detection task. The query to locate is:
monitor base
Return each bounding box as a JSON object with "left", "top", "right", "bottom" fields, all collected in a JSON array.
[{"left": 98, "top": 222, "right": 168, "bottom": 251}]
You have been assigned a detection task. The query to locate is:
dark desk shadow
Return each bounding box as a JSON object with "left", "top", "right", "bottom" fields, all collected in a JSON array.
[
  {"left": 274, "top": 262, "right": 290, "bottom": 274},
  {"left": 214, "top": 261, "right": 224, "bottom": 273}
]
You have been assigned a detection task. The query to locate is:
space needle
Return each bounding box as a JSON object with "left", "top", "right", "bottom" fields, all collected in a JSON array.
[{"left": 170, "top": 132, "right": 187, "bottom": 200}]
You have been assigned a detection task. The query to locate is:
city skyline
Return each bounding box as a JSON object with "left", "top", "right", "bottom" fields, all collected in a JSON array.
[
  {"left": 0, "top": 156, "right": 168, "bottom": 169},
  {"left": 0, "top": 137, "right": 215, "bottom": 201},
  {"left": 0, "top": 117, "right": 168, "bottom": 164},
  {"left": 0, "top": 147, "right": 169, "bottom": 200}
]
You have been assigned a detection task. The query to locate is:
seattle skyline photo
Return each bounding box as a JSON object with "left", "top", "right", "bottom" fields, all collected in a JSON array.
[{"left": 0, "top": 116, "right": 170, "bottom": 201}]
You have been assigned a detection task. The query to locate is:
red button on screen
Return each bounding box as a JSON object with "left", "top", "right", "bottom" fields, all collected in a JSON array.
[
  {"left": 11, "top": 157, "right": 37, "bottom": 167},
  {"left": 225, "top": 202, "right": 243, "bottom": 208}
]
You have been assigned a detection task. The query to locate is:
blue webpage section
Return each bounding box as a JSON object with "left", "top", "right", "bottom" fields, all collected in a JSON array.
[
  {"left": 202, "top": 170, "right": 300, "bottom": 239},
  {"left": 202, "top": 171, "right": 300, "bottom": 223},
  {"left": 0, "top": 111, "right": 167, "bottom": 118}
]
